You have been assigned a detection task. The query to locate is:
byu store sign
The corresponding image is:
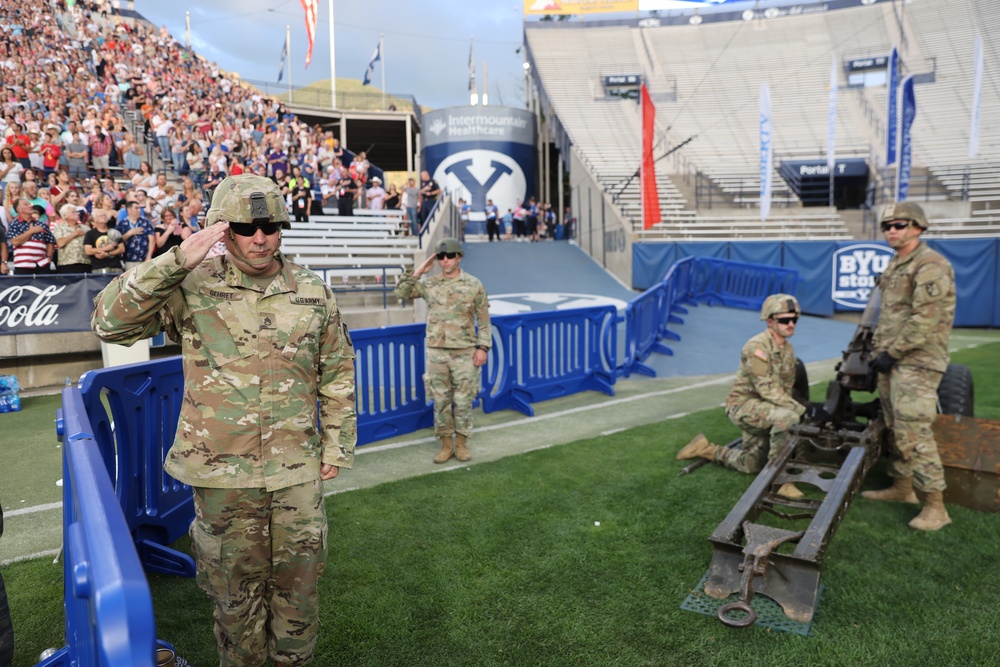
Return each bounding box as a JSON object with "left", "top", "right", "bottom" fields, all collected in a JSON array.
[{"left": 832, "top": 243, "right": 894, "bottom": 309}]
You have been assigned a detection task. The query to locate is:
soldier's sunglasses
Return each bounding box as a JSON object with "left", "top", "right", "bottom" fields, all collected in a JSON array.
[
  {"left": 774, "top": 316, "right": 799, "bottom": 325},
  {"left": 436, "top": 252, "right": 458, "bottom": 260},
  {"left": 229, "top": 222, "right": 281, "bottom": 236},
  {"left": 881, "top": 221, "right": 912, "bottom": 232}
]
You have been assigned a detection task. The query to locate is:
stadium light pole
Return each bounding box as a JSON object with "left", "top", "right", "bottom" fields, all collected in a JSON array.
[{"left": 329, "top": 0, "right": 336, "bottom": 109}]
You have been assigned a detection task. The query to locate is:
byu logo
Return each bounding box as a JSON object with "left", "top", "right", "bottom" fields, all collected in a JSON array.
[
  {"left": 433, "top": 150, "right": 526, "bottom": 219},
  {"left": 831, "top": 243, "right": 894, "bottom": 309}
]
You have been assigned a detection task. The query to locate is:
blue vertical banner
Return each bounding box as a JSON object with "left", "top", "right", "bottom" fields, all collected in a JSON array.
[
  {"left": 759, "top": 81, "right": 772, "bottom": 222},
  {"left": 885, "top": 47, "right": 899, "bottom": 166},
  {"left": 896, "top": 75, "right": 916, "bottom": 201}
]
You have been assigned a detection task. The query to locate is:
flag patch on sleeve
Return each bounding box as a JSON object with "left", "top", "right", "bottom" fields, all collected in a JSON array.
[{"left": 754, "top": 349, "right": 768, "bottom": 362}]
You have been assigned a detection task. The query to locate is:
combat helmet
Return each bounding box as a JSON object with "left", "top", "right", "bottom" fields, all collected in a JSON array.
[
  {"left": 204, "top": 175, "right": 291, "bottom": 230},
  {"left": 435, "top": 237, "right": 463, "bottom": 256},
  {"left": 760, "top": 293, "right": 801, "bottom": 321},
  {"left": 879, "top": 201, "right": 928, "bottom": 230}
]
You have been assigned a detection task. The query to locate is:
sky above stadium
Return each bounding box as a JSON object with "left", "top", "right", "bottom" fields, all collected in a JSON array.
[{"left": 137, "top": 0, "right": 528, "bottom": 111}]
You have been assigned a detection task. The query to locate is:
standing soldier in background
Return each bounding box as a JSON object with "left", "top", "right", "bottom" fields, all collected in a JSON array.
[
  {"left": 677, "top": 294, "right": 827, "bottom": 499},
  {"left": 396, "top": 238, "right": 491, "bottom": 464},
  {"left": 863, "top": 201, "right": 956, "bottom": 531},
  {"left": 92, "top": 175, "right": 357, "bottom": 667}
]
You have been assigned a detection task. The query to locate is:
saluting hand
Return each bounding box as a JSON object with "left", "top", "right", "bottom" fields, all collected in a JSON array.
[
  {"left": 413, "top": 254, "right": 436, "bottom": 277},
  {"left": 179, "top": 222, "right": 228, "bottom": 269}
]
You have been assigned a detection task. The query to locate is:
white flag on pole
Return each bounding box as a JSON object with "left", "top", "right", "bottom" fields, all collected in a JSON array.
[
  {"left": 760, "top": 81, "right": 773, "bottom": 223},
  {"left": 827, "top": 55, "right": 837, "bottom": 171},
  {"left": 969, "top": 36, "right": 983, "bottom": 160}
]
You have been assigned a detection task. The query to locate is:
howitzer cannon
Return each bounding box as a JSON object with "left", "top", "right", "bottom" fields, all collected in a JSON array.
[{"left": 701, "top": 285, "right": 991, "bottom": 628}]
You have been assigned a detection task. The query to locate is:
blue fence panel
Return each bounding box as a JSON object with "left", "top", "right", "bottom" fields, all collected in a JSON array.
[
  {"left": 42, "top": 387, "right": 162, "bottom": 667},
  {"left": 353, "top": 323, "right": 434, "bottom": 445},
  {"left": 781, "top": 241, "right": 838, "bottom": 316},
  {"left": 621, "top": 284, "right": 670, "bottom": 378},
  {"left": 482, "top": 307, "right": 617, "bottom": 415},
  {"left": 927, "top": 238, "right": 998, "bottom": 327},
  {"left": 78, "top": 359, "right": 195, "bottom": 578},
  {"left": 632, "top": 243, "right": 680, "bottom": 290},
  {"left": 689, "top": 257, "right": 799, "bottom": 310},
  {"left": 728, "top": 241, "right": 783, "bottom": 266}
]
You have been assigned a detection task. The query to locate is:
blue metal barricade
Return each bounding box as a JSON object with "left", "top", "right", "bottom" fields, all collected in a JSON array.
[
  {"left": 78, "top": 359, "right": 195, "bottom": 578},
  {"left": 42, "top": 387, "right": 167, "bottom": 667},
  {"left": 689, "top": 257, "right": 798, "bottom": 311},
  {"left": 482, "top": 306, "right": 617, "bottom": 416}
]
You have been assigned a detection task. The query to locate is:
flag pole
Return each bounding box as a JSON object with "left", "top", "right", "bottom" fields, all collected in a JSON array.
[
  {"left": 329, "top": 0, "right": 336, "bottom": 109},
  {"left": 380, "top": 32, "right": 385, "bottom": 110},
  {"left": 286, "top": 25, "right": 292, "bottom": 102}
]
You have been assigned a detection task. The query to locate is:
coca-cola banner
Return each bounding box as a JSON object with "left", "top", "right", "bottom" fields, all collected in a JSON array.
[{"left": 0, "top": 275, "right": 116, "bottom": 335}]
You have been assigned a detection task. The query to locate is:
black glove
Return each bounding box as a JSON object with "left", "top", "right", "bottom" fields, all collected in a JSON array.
[
  {"left": 804, "top": 402, "right": 830, "bottom": 424},
  {"left": 870, "top": 351, "right": 898, "bottom": 374}
]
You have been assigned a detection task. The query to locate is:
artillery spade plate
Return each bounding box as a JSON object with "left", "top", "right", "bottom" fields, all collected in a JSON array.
[{"left": 681, "top": 573, "right": 824, "bottom": 636}]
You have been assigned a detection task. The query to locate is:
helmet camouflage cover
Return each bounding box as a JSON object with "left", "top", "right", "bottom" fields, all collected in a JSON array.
[
  {"left": 435, "top": 237, "right": 463, "bottom": 256},
  {"left": 204, "top": 175, "right": 291, "bottom": 229},
  {"left": 760, "top": 293, "right": 801, "bottom": 320},
  {"left": 879, "top": 201, "right": 928, "bottom": 230}
]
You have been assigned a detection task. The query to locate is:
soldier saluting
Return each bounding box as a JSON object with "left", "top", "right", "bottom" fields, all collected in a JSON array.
[
  {"left": 863, "top": 201, "right": 956, "bottom": 531},
  {"left": 92, "top": 175, "right": 357, "bottom": 666},
  {"left": 396, "top": 237, "right": 491, "bottom": 464}
]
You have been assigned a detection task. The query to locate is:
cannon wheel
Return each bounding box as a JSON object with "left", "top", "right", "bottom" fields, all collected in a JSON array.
[
  {"left": 793, "top": 358, "right": 810, "bottom": 406},
  {"left": 937, "top": 363, "right": 974, "bottom": 417}
]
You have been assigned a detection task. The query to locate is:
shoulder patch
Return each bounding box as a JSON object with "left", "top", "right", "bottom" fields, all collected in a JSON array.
[{"left": 754, "top": 349, "right": 769, "bottom": 362}]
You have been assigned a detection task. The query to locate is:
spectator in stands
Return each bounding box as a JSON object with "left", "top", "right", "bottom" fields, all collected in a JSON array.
[
  {"left": 39, "top": 130, "right": 63, "bottom": 179},
  {"left": 395, "top": 237, "right": 491, "bottom": 464},
  {"left": 7, "top": 199, "right": 56, "bottom": 274},
  {"left": 49, "top": 169, "right": 76, "bottom": 209},
  {"left": 288, "top": 165, "right": 311, "bottom": 223},
  {"left": 863, "top": 202, "right": 956, "bottom": 531},
  {"left": 0, "top": 148, "right": 22, "bottom": 195},
  {"left": 418, "top": 170, "right": 440, "bottom": 225},
  {"left": 335, "top": 166, "right": 357, "bottom": 217},
  {"left": 118, "top": 199, "right": 155, "bottom": 269},
  {"left": 677, "top": 294, "right": 817, "bottom": 499},
  {"left": 384, "top": 183, "right": 400, "bottom": 212},
  {"left": 52, "top": 202, "right": 91, "bottom": 273},
  {"left": 186, "top": 140, "right": 206, "bottom": 192},
  {"left": 366, "top": 176, "right": 386, "bottom": 210},
  {"left": 151, "top": 206, "right": 191, "bottom": 258},
  {"left": 65, "top": 131, "right": 90, "bottom": 186},
  {"left": 2, "top": 182, "right": 22, "bottom": 221},
  {"left": 5, "top": 123, "right": 31, "bottom": 169},
  {"left": 23, "top": 181, "right": 54, "bottom": 223},
  {"left": 91, "top": 174, "right": 356, "bottom": 667},
  {"left": 401, "top": 177, "right": 419, "bottom": 235},
  {"left": 0, "top": 225, "right": 8, "bottom": 276},
  {"left": 485, "top": 199, "right": 499, "bottom": 242},
  {"left": 118, "top": 131, "right": 143, "bottom": 173},
  {"left": 146, "top": 172, "right": 169, "bottom": 206},
  {"left": 89, "top": 125, "right": 114, "bottom": 180},
  {"left": 131, "top": 160, "right": 156, "bottom": 190},
  {"left": 83, "top": 208, "right": 124, "bottom": 274}
]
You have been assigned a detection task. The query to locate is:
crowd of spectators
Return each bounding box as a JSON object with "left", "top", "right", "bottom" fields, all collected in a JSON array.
[{"left": 0, "top": 0, "right": 429, "bottom": 275}]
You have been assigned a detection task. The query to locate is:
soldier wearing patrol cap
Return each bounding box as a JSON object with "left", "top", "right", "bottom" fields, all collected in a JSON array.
[
  {"left": 677, "top": 293, "right": 826, "bottom": 499},
  {"left": 92, "top": 174, "right": 357, "bottom": 666},
  {"left": 396, "top": 237, "right": 491, "bottom": 464},
  {"left": 862, "top": 201, "right": 956, "bottom": 531}
]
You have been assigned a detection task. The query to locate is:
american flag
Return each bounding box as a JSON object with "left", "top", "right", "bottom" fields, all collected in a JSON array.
[{"left": 300, "top": 0, "right": 318, "bottom": 68}]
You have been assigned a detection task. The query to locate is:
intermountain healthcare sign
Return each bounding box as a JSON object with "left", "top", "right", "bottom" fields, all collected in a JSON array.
[
  {"left": 422, "top": 107, "right": 536, "bottom": 221},
  {"left": 831, "top": 243, "right": 893, "bottom": 309}
]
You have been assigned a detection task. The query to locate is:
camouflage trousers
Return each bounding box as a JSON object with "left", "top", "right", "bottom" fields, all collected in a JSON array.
[
  {"left": 877, "top": 365, "right": 946, "bottom": 492},
  {"left": 720, "top": 400, "right": 802, "bottom": 474},
  {"left": 425, "top": 346, "right": 480, "bottom": 438},
  {"left": 0, "top": 571, "right": 12, "bottom": 667},
  {"left": 191, "top": 481, "right": 328, "bottom": 667}
]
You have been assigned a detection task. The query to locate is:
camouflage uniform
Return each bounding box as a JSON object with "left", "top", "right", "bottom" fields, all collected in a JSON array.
[
  {"left": 720, "top": 330, "right": 805, "bottom": 474},
  {"left": 0, "top": 502, "right": 12, "bottom": 667},
  {"left": 92, "top": 177, "right": 356, "bottom": 667},
  {"left": 872, "top": 242, "right": 955, "bottom": 493},
  {"left": 395, "top": 268, "right": 491, "bottom": 438}
]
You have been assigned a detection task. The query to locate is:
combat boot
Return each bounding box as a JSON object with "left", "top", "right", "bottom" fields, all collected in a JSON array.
[
  {"left": 861, "top": 477, "right": 919, "bottom": 504},
  {"left": 777, "top": 483, "right": 804, "bottom": 499},
  {"left": 454, "top": 434, "right": 472, "bottom": 462},
  {"left": 909, "top": 491, "right": 952, "bottom": 531},
  {"left": 675, "top": 433, "right": 718, "bottom": 462},
  {"left": 433, "top": 436, "right": 454, "bottom": 464}
]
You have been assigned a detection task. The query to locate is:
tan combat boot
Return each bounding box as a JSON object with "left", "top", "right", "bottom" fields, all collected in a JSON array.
[
  {"left": 861, "top": 477, "right": 919, "bottom": 504},
  {"left": 675, "top": 433, "right": 718, "bottom": 461},
  {"left": 433, "top": 436, "right": 454, "bottom": 464},
  {"left": 909, "top": 491, "right": 952, "bottom": 531},
  {"left": 454, "top": 434, "right": 471, "bottom": 462}
]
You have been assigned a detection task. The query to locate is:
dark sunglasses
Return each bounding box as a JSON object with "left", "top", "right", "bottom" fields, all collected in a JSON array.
[
  {"left": 881, "top": 221, "right": 912, "bottom": 232},
  {"left": 436, "top": 252, "right": 458, "bottom": 260},
  {"left": 774, "top": 316, "right": 799, "bottom": 325},
  {"left": 229, "top": 222, "right": 281, "bottom": 237}
]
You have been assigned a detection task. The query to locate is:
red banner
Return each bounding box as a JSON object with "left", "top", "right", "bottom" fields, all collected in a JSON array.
[
  {"left": 641, "top": 84, "right": 661, "bottom": 230},
  {"left": 301, "top": 0, "right": 318, "bottom": 67}
]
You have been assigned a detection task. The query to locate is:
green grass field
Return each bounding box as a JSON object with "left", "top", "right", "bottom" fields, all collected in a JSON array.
[{"left": 4, "top": 344, "right": 1000, "bottom": 666}]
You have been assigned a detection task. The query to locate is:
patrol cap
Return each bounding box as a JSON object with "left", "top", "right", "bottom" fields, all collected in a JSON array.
[
  {"left": 879, "top": 201, "right": 928, "bottom": 230},
  {"left": 760, "top": 293, "right": 801, "bottom": 320},
  {"left": 204, "top": 175, "right": 291, "bottom": 229},
  {"left": 435, "top": 237, "right": 463, "bottom": 256}
]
